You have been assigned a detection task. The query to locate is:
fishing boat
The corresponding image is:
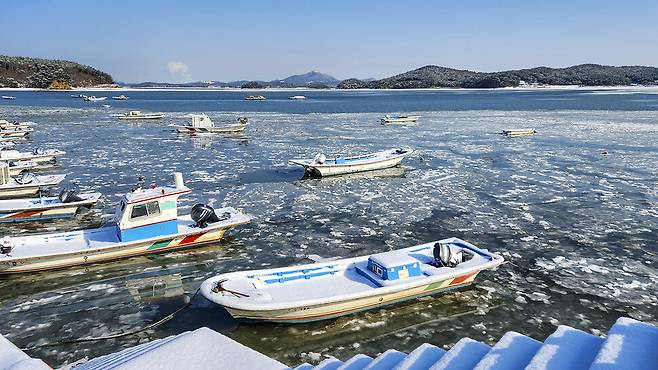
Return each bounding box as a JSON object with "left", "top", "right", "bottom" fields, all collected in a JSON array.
[
  {"left": 0, "top": 163, "right": 66, "bottom": 199},
  {"left": 112, "top": 95, "right": 129, "bottom": 100},
  {"left": 501, "top": 129, "right": 536, "bottom": 138},
  {"left": 0, "top": 126, "right": 33, "bottom": 138},
  {"left": 380, "top": 114, "right": 421, "bottom": 125},
  {"left": 171, "top": 114, "right": 248, "bottom": 134},
  {"left": 83, "top": 96, "right": 107, "bottom": 102},
  {"left": 290, "top": 148, "right": 413, "bottom": 177},
  {"left": 200, "top": 237, "right": 504, "bottom": 323},
  {"left": 0, "top": 120, "right": 33, "bottom": 130},
  {"left": 288, "top": 95, "right": 306, "bottom": 100},
  {"left": 0, "top": 148, "right": 65, "bottom": 163},
  {"left": 0, "top": 172, "right": 252, "bottom": 274},
  {"left": 114, "top": 111, "right": 165, "bottom": 120},
  {"left": 0, "top": 141, "right": 15, "bottom": 149},
  {"left": 244, "top": 95, "right": 266, "bottom": 101},
  {"left": 0, "top": 189, "right": 101, "bottom": 223},
  {"left": 3, "top": 160, "right": 38, "bottom": 176},
  {"left": 1, "top": 96, "right": 16, "bottom": 100}
]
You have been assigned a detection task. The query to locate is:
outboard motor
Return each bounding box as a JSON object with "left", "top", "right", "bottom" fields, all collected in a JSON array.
[
  {"left": 59, "top": 188, "right": 84, "bottom": 203},
  {"left": 0, "top": 244, "right": 12, "bottom": 255},
  {"left": 14, "top": 172, "right": 35, "bottom": 185},
  {"left": 237, "top": 117, "right": 248, "bottom": 125},
  {"left": 313, "top": 153, "right": 326, "bottom": 164},
  {"left": 433, "top": 242, "right": 462, "bottom": 268},
  {"left": 191, "top": 203, "right": 221, "bottom": 228},
  {"left": 33, "top": 147, "right": 45, "bottom": 155}
]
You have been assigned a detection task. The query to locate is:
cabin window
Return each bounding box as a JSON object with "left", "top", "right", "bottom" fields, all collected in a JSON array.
[
  {"left": 130, "top": 204, "right": 148, "bottom": 219},
  {"left": 146, "top": 201, "right": 161, "bottom": 215},
  {"left": 130, "top": 201, "right": 161, "bottom": 220}
]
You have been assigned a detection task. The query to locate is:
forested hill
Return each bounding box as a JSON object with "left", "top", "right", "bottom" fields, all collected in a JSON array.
[
  {"left": 0, "top": 56, "right": 114, "bottom": 89},
  {"left": 338, "top": 64, "right": 658, "bottom": 89}
]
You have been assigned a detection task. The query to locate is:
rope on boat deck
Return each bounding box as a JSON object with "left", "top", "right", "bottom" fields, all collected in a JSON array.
[{"left": 20, "top": 288, "right": 201, "bottom": 352}]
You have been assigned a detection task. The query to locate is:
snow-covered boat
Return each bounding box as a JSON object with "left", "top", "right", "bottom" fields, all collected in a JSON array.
[
  {"left": 0, "top": 126, "right": 33, "bottom": 138},
  {"left": 200, "top": 237, "right": 504, "bottom": 323},
  {"left": 83, "top": 96, "right": 107, "bottom": 102},
  {"left": 114, "top": 111, "right": 165, "bottom": 120},
  {"left": 1, "top": 96, "right": 16, "bottom": 100},
  {"left": 0, "top": 172, "right": 252, "bottom": 274},
  {"left": 0, "top": 164, "right": 66, "bottom": 198},
  {"left": 0, "top": 190, "right": 101, "bottom": 223},
  {"left": 0, "top": 120, "right": 33, "bottom": 130},
  {"left": 4, "top": 160, "right": 38, "bottom": 176},
  {"left": 171, "top": 114, "right": 248, "bottom": 134},
  {"left": 501, "top": 129, "right": 536, "bottom": 138},
  {"left": 244, "top": 95, "right": 266, "bottom": 101},
  {"left": 112, "top": 95, "right": 129, "bottom": 100},
  {"left": 288, "top": 95, "right": 306, "bottom": 100},
  {"left": 0, "top": 141, "right": 15, "bottom": 149},
  {"left": 380, "top": 114, "right": 421, "bottom": 125},
  {"left": 290, "top": 148, "right": 414, "bottom": 177},
  {"left": 0, "top": 148, "right": 65, "bottom": 163}
]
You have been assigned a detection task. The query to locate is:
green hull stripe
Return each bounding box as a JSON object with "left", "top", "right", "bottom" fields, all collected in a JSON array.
[{"left": 148, "top": 239, "right": 174, "bottom": 250}]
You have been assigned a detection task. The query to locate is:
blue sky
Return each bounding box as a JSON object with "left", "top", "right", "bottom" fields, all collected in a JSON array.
[{"left": 2, "top": 0, "right": 657, "bottom": 82}]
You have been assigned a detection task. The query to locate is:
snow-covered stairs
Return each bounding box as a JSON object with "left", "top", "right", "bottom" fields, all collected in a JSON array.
[{"left": 299, "top": 317, "right": 658, "bottom": 370}]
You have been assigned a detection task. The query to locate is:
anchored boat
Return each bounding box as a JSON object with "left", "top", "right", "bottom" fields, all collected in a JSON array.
[
  {"left": 0, "top": 126, "right": 33, "bottom": 138},
  {"left": 381, "top": 114, "right": 420, "bottom": 125},
  {"left": 0, "top": 148, "right": 65, "bottom": 163},
  {"left": 0, "top": 120, "right": 33, "bottom": 130},
  {"left": 114, "top": 111, "right": 165, "bottom": 120},
  {"left": 0, "top": 172, "right": 252, "bottom": 274},
  {"left": 1, "top": 96, "right": 16, "bottom": 100},
  {"left": 501, "top": 129, "right": 536, "bottom": 138},
  {"left": 290, "top": 148, "right": 413, "bottom": 177},
  {"left": 171, "top": 114, "right": 248, "bottom": 134},
  {"left": 245, "top": 95, "right": 266, "bottom": 101},
  {"left": 83, "top": 96, "right": 107, "bottom": 102},
  {"left": 112, "top": 95, "right": 129, "bottom": 100},
  {"left": 0, "top": 163, "right": 66, "bottom": 199},
  {"left": 4, "top": 160, "right": 38, "bottom": 176},
  {"left": 288, "top": 95, "right": 306, "bottom": 100},
  {"left": 201, "top": 237, "right": 504, "bottom": 323},
  {"left": 0, "top": 189, "right": 101, "bottom": 223}
]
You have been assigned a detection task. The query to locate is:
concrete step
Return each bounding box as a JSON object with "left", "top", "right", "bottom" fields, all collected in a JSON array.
[
  {"left": 337, "top": 354, "right": 373, "bottom": 370},
  {"left": 314, "top": 357, "right": 344, "bottom": 370},
  {"left": 589, "top": 317, "right": 658, "bottom": 370},
  {"left": 524, "top": 325, "right": 603, "bottom": 370},
  {"left": 364, "top": 349, "right": 407, "bottom": 370},
  {"left": 473, "top": 331, "right": 542, "bottom": 370},
  {"left": 393, "top": 343, "right": 446, "bottom": 370},
  {"left": 428, "top": 338, "right": 491, "bottom": 370}
]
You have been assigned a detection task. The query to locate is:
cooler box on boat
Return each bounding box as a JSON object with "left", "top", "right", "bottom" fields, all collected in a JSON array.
[{"left": 367, "top": 252, "right": 422, "bottom": 280}]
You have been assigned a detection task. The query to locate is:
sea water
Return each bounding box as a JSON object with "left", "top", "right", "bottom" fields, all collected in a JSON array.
[{"left": 0, "top": 88, "right": 656, "bottom": 366}]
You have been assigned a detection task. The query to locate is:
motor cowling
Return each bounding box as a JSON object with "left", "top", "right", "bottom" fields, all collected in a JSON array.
[
  {"left": 191, "top": 203, "right": 221, "bottom": 228},
  {"left": 59, "top": 188, "right": 84, "bottom": 203},
  {"left": 33, "top": 147, "right": 45, "bottom": 155},
  {"left": 237, "top": 117, "right": 248, "bottom": 125},
  {"left": 433, "top": 242, "right": 462, "bottom": 268},
  {"left": 313, "top": 153, "right": 326, "bottom": 164},
  {"left": 14, "top": 172, "right": 35, "bottom": 185}
]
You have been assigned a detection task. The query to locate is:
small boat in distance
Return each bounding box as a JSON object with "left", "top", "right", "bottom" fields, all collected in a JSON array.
[
  {"left": 1, "top": 96, "right": 16, "bottom": 100},
  {"left": 290, "top": 147, "right": 414, "bottom": 177},
  {"left": 0, "top": 163, "right": 66, "bottom": 199},
  {"left": 0, "top": 127, "right": 33, "bottom": 138},
  {"left": 83, "top": 96, "right": 107, "bottom": 102},
  {"left": 201, "top": 237, "right": 504, "bottom": 323},
  {"left": 501, "top": 129, "right": 537, "bottom": 138},
  {"left": 0, "top": 172, "right": 252, "bottom": 274},
  {"left": 0, "top": 120, "right": 33, "bottom": 130},
  {"left": 244, "top": 95, "right": 266, "bottom": 101},
  {"left": 171, "top": 114, "right": 248, "bottom": 134},
  {"left": 114, "top": 111, "right": 165, "bottom": 120},
  {"left": 381, "top": 114, "right": 421, "bottom": 125},
  {"left": 0, "top": 148, "right": 65, "bottom": 163},
  {"left": 0, "top": 190, "right": 101, "bottom": 223},
  {"left": 288, "top": 95, "right": 306, "bottom": 100},
  {"left": 112, "top": 95, "right": 129, "bottom": 100}
]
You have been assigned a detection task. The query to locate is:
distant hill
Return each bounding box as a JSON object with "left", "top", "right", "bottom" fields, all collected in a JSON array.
[
  {"left": 270, "top": 71, "right": 340, "bottom": 87},
  {"left": 338, "top": 64, "right": 658, "bottom": 89},
  {"left": 0, "top": 55, "right": 114, "bottom": 88},
  {"left": 126, "top": 71, "right": 340, "bottom": 88}
]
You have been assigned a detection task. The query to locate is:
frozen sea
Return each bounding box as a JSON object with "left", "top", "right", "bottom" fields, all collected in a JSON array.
[{"left": 0, "top": 88, "right": 656, "bottom": 367}]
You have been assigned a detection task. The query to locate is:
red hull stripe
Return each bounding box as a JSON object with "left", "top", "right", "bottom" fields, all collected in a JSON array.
[
  {"left": 180, "top": 233, "right": 203, "bottom": 245},
  {"left": 451, "top": 272, "right": 476, "bottom": 285}
]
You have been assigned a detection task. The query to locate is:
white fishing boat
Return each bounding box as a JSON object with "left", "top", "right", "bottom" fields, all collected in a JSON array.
[
  {"left": 0, "top": 148, "right": 65, "bottom": 163},
  {"left": 0, "top": 172, "right": 252, "bottom": 274},
  {"left": 1, "top": 96, "right": 16, "bottom": 100},
  {"left": 0, "top": 163, "right": 66, "bottom": 199},
  {"left": 83, "top": 96, "right": 107, "bottom": 102},
  {"left": 244, "top": 95, "right": 266, "bottom": 101},
  {"left": 288, "top": 95, "right": 306, "bottom": 100},
  {"left": 112, "top": 95, "right": 129, "bottom": 100},
  {"left": 114, "top": 111, "right": 165, "bottom": 120},
  {"left": 380, "top": 114, "right": 421, "bottom": 125},
  {"left": 290, "top": 148, "right": 413, "bottom": 177},
  {"left": 200, "top": 237, "right": 504, "bottom": 323},
  {"left": 0, "top": 190, "right": 101, "bottom": 223},
  {"left": 4, "top": 160, "right": 38, "bottom": 176},
  {"left": 0, "top": 126, "right": 33, "bottom": 138},
  {"left": 501, "top": 129, "right": 536, "bottom": 138},
  {"left": 0, "top": 120, "right": 33, "bottom": 130},
  {"left": 0, "top": 141, "right": 15, "bottom": 149},
  {"left": 171, "top": 114, "right": 248, "bottom": 134}
]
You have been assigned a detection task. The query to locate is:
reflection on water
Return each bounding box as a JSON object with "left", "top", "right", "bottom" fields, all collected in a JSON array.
[{"left": 0, "top": 90, "right": 656, "bottom": 367}]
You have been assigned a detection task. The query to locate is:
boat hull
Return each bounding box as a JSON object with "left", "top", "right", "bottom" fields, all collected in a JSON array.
[
  {"left": 119, "top": 115, "right": 164, "bottom": 120},
  {"left": 0, "top": 131, "right": 30, "bottom": 138},
  {"left": 224, "top": 272, "right": 479, "bottom": 323},
  {"left": 0, "top": 186, "right": 43, "bottom": 198},
  {"left": 306, "top": 156, "right": 405, "bottom": 177},
  {"left": 0, "top": 205, "right": 80, "bottom": 223},
  {"left": 174, "top": 125, "right": 246, "bottom": 134}
]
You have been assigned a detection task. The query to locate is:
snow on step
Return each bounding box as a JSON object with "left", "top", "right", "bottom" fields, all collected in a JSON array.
[
  {"left": 473, "top": 331, "right": 542, "bottom": 370},
  {"left": 0, "top": 335, "right": 50, "bottom": 370},
  {"left": 393, "top": 343, "right": 446, "bottom": 370},
  {"left": 337, "top": 354, "right": 373, "bottom": 370},
  {"left": 314, "top": 357, "right": 344, "bottom": 370},
  {"left": 590, "top": 317, "right": 658, "bottom": 370},
  {"left": 524, "top": 325, "right": 603, "bottom": 370},
  {"left": 73, "top": 327, "right": 288, "bottom": 370},
  {"left": 428, "top": 338, "right": 491, "bottom": 370},
  {"left": 364, "top": 349, "right": 407, "bottom": 370},
  {"left": 295, "top": 364, "right": 314, "bottom": 370}
]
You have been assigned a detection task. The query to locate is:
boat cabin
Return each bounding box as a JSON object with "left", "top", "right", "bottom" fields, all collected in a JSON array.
[
  {"left": 189, "top": 114, "right": 214, "bottom": 128},
  {"left": 127, "top": 111, "right": 142, "bottom": 117},
  {"left": 113, "top": 173, "right": 191, "bottom": 242}
]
